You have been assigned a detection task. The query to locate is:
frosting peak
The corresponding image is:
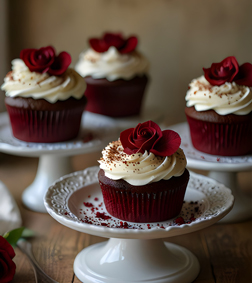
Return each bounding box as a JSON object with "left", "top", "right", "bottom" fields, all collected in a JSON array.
[
  {"left": 98, "top": 140, "right": 186, "bottom": 186},
  {"left": 1, "top": 59, "right": 86, "bottom": 103},
  {"left": 75, "top": 46, "right": 149, "bottom": 81},
  {"left": 185, "top": 75, "right": 252, "bottom": 115}
]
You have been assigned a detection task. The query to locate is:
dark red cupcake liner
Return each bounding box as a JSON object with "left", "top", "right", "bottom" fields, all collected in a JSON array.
[
  {"left": 100, "top": 181, "right": 188, "bottom": 223},
  {"left": 186, "top": 114, "right": 252, "bottom": 156},
  {"left": 5, "top": 105, "right": 84, "bottom": 143},
  {"left": 84, "top": 75, "right": 148, "bottom": 117}
]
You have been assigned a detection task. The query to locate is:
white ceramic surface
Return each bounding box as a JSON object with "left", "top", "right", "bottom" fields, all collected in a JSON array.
[
  {"left": 169, "top": 122, "right": 252, "bottom": 223},
  {"left": 44, "top": 166, "right": 233, "bottom": 283},
  {"left": 45, "top": 166, "right": 233, "bottom": 238},
  {"left": 74, "top": 239, "right": 200, "bottom": 283},
  {"left": 0, "top": 111, "right": 118, "bottom": 213}
]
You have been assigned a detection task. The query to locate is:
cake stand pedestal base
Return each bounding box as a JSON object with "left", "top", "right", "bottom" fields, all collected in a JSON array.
[
  {"left": 22, "top": 155, "right": 72, "bottom": 213},
  {"left": 208, "top": 171, "right": 252, "bottom": 223},
  {"left": 74, "top": 238, "right": 200, "bottom": 283}
]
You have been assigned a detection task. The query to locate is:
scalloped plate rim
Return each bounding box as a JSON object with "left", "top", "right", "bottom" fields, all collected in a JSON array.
[{"left": 44, "top": 166, "right": 234, "bottom": 238}]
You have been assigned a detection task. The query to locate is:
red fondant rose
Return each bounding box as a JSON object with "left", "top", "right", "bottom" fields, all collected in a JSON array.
[
  {"left": 203, "top": 56, "right": 239, "bottom": 86},
  {"left": 89, "top": 32, "right": 138, "bottom": 54},
  {"left": 203, "top": 56, "right": 252, "bottom": 87},
  {"left": 20, "top": 46, "right": 71, "bottom": 75},
  {"left": 0, "top": 236, "right": 16, "bottom": 283},
  {"left": 120, "top": 121, "right": 181, "bottom": 157}
]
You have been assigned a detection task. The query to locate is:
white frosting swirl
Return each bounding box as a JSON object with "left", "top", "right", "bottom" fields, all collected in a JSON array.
[
  {"left": 98, "top": 140, "right": 187, "bottom": 186},
  {"left": 185, "top": 75, "right": 252, "bottom": 115},
  {"left": 1, "top": 59, "right": 86, "bottom": 103},
  {"left": 75, "top": 46, "right": 149, "bottom": 81}
]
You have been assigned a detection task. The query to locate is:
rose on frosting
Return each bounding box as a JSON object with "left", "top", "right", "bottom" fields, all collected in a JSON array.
[
  {"left": 20, "top": 46, "right": 71, "bottom": 75},
  {"left": 0, "top": 236, "right": 16, "bottom": 283},
  {"left": 203, "top": 56, "right": 252, "bottom": 87},
  {"left": 203, "top": 56, "right": 239, "bottom": 86},
  {"left": 120, "top": 121, "right": 181, "bottom": 157},
  {"left": 89, "top": 32, "right": 138, "bottom": 54}
]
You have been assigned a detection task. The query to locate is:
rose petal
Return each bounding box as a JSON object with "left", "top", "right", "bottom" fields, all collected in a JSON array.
[
  {"left": 203, "top": 56, "right": 239, "bottom": 86},
  {"left": 0, "top": 237, "right": 15, "bottom": 259},
  {"left": 20, "top": 46, "right": 56, "bottom": 73},
  {"left": 0, "top": 257, "right": 9, "bottom": 280},
  {"left": 0, "top": 255, "right": 16, "bottom": 282},
  {"left": 48, "top": 51, "right": 72, "bottom": 76},
  {"left": 103, "top": 33, "right": 125, "bottom": 49},
  {"left": 203, "top": 68, "right": 227, "bottom": 86},
  {"left": 150, "top": 130, "right": 181, "bottom": 157},
  {"left": 223, "top": 56, "right": 239, "bottom": 81},
  {"left": 133, "top": 122, "right": 156, "bottom": 150},
  {"left": 234, "top": 63, "right": 252, "bottom": 87},
  {"left": 120, "top": 128, "right": 135, "bottom": 150},
  {"left": 132, "top": 123, "right": 141, "bottom": 140},
  {"left": 136, "top": 136, "right": 157, "bottom": 153},
  {"left": 211, "top": 57, "right": 238, "bottom": 80},
  {"left": 0, "top": 236, "right": 16, "bottom": 282},
  {"left": 134, "top": 126, "right": 155, "bottom": 147},
  {"left": 134, "top": 126, "right": 157, "bottom": 153},
  {"left": 120, "top": 121, "right": 176, "bottom": 156},
  {"left": 89, "top": 33, "right": 138, "bottom": 54},
  {"left": 20, "top": 49, "right": 43, "bottom": 72},
  {"left": 89, "top": 38, "right": 109, "bottom": 53},
  {"left": 33, "top": 46, "right": 55, "bottom": 66},
  {"left": 120, "top": 36, "right": 138, "bottom": 54}
]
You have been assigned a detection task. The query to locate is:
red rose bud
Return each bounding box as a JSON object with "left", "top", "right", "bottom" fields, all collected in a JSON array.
[
  {"left": 0, "top": 236, "right": 16, "bottom": 283},
  {"left": 20, "top": 46, "right": 71, "bottom": 75},
  {"left": 203, "top": 56, "right": 239, "bottom": 86},
  {"left": 120, "top": 120, "right": 181, "bottom": 157},
  {"left": 89, "top": 32, "right": 138, "bottom": 54}
]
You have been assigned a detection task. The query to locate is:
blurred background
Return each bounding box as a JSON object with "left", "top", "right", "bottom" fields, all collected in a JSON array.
[{"left": 0, "top": 0, "right": 252, "bottom": 125}]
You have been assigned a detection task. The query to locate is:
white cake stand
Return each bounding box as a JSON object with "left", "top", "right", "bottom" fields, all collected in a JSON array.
[
  {"left": 170, "top": 122, "right": 252, "bottom": 223},
  {"left": 44, "top": 166, "right": 233, "bottom": 283},
  {"left": 0, "top": 112, "right": 118, "bottom": 213}
]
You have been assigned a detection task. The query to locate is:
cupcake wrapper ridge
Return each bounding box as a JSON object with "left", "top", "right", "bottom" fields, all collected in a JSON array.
[
  {"left": 186, "top": 114, "right": 252, "bottom": 156},
  {"left": 99, "top": 178, "right": 188, "bottom": 223},
  {"left": 6, "top": 105, "right": 84, "bottom": 143}
]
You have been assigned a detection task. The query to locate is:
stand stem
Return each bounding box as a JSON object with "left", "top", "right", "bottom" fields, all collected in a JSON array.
[
  {"left": 22, "top": 155, "right": 72, "bottom": 213},
  {"left": 208, "top": 171, "right": 252, "bottom": 223},
  {"left": 74, "top": 238, "right": 200, "bottom": 283}
]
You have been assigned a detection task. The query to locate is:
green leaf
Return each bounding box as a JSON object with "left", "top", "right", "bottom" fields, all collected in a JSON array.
[
  {"left": 3, "top": 227, "right": 25, "bottom": 246},
  {"left": 21, "top": 228, "right": 35, "bottom": 238}
]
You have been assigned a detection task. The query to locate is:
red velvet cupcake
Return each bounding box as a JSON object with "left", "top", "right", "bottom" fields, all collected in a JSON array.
[
  {"left": 185, "top": 56, "right": 252, "bottom": 156},
  {"left": 1, "top": 46, "right": 87, "bottom": 143},
  {"left": 75, "top": 32, "right": 149, "bottom": 117},
  {"left": 98, "top": 121, "right": 189, "bottom": 223}
]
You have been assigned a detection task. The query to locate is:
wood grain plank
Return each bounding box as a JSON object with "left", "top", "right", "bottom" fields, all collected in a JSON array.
[
  {"left": 203, "top": 222, "right": 252, "bottom": 283},
  {"left": 168, "top": 230, "right": 215, "bottom": 283}
]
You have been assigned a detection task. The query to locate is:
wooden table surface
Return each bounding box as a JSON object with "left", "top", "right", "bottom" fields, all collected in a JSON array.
[{"left": 0, "top": 152, "right": 251, "bottom": 283}]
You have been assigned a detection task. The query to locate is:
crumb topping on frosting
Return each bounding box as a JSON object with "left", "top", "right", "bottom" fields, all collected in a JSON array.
[
  {"left": 98, "top": 140, "right": 186, "bottom": 186},
  {"left": 1, "top": 59, "right": 86, "bottom": 103},
  {"left": 186, "top": 75, "right": 252, "bottom": 115},
  {"left": 75, "top": 47, "right": 149, "bottom": 81}
]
